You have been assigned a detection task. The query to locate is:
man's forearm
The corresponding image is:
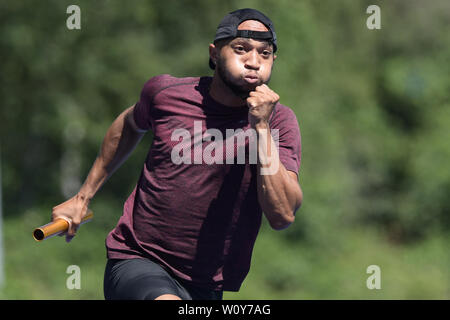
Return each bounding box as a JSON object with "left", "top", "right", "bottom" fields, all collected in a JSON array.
[
  {"left": 255, "top": 122, "right": 303, "bottom": 230},
  {"left": 78, "top": 106, "right": 145, "bottom": 201}
]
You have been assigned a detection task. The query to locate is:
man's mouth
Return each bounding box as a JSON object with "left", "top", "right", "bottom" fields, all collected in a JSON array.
[{"left": 243, "top": 74, "right": 260, "bottom": 84}]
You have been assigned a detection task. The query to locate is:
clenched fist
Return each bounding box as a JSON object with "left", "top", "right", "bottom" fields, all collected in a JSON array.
[{"left": 247, "top": 84, "right": 279, "bottom": 128}]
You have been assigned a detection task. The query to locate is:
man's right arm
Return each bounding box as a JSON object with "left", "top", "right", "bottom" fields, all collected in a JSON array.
[{"left": 52, "top": 104, "right": 147, "bottom": 242}]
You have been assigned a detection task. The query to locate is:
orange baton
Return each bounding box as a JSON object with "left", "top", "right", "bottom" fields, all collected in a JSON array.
[{"left": 33, "top": 210, "right": 94, "bottom": 242}]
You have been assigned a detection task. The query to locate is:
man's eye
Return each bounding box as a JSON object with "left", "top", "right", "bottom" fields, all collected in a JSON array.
[
  {"left": 262, "top": 50, "right": 272, "bottom": 56},
  {"left": 234, "top": 46, "right": 245, "bottom": 52}
]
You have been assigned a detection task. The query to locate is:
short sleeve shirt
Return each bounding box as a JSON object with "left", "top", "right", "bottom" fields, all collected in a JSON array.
[{"left": 105, "top": 74, "right": 301, "bottom": 291}]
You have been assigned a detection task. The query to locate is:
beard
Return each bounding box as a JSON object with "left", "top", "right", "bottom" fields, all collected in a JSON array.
[{"left": 216, "top": 56, "right": 271, "bottom": 100}]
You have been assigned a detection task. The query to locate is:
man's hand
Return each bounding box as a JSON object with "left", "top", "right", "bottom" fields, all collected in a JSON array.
[
  {"left": 52, "top": 194, "right": 90, "bottom": 243},
  {"left": 247, "top": 84, "right": 279, "bottom": 128}
]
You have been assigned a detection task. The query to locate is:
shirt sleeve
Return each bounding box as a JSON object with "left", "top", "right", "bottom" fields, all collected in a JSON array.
[
  {"left": 133, "top": 74, "right": 168, "bottom": 131},
  {"left": 270, "top": 104, "right": 302, "bottom": 175}
]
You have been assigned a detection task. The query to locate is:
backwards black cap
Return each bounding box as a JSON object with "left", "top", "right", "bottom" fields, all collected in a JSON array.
[{"left": 209, "top": 8, "right": 277, "bottom": 70}]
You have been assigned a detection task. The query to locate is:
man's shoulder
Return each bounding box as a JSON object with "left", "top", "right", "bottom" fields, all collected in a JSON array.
[{"left": 141, "top": 74, "right": 204, "bottom": 98}]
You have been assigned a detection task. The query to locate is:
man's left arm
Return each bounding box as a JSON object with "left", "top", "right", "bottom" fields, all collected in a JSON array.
[
  {"left": 255, "top": 121, "right": 303, "bottom": 230},
  {"left": 247, "top": 85, "right": 303, "bottom": 230}
]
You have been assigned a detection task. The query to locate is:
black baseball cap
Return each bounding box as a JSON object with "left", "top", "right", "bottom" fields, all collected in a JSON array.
[{"left": 209, "top": 8, "right": 278, "bottom": 70}]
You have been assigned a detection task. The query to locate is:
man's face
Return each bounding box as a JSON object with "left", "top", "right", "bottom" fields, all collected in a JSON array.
[{"left": 212, "top": 20, "right": 276, "bottom": 98}]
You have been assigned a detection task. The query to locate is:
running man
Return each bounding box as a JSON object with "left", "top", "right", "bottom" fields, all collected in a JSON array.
[{"left": 52, "top": 8, "right": 303, "bottom": 300}]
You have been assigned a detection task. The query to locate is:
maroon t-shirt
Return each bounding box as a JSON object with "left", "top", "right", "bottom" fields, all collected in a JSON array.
[{"left": 105, "top": 74, "right": 301, "bottom": 291}]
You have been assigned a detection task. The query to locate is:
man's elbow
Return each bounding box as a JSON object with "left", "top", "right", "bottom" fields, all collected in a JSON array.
[
  {"left": 269, "top": 195, "right": 302, "bottom": 231},
  {"left": 265, "top": 184, "right": 303, "bottom": 231},
  {"left": 296, "top": 186, "right": 303, "bottom": 211},
  {"left": 269, "top": 213, "right": 295, "bottom": 231}
]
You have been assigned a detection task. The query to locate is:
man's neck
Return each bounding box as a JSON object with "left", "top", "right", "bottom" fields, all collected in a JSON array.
[{"left": 209, "top": 73, "right": 247, "bottom": 107}]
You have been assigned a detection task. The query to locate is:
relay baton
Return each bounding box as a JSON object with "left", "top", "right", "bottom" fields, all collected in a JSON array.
[{"left": 33, "top": 209, "right": 94, "bottom": 242}]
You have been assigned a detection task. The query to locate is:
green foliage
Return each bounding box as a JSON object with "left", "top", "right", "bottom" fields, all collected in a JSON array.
[{"left": 0, "top": 0, "right": 448, "bottom": 299}]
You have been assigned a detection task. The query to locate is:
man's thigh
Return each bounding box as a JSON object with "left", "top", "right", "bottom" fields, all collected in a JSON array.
[{"left": 103, "top": 258, "right": 192, "bottom": 300}]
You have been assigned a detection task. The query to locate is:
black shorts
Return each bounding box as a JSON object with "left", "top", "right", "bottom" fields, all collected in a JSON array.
[{"left": 103, "top": 258, "right": 223, "bottom": 300}]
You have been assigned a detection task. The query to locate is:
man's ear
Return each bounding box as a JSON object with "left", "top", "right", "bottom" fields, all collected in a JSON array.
[
  {"left": 273, "top": 54, "right": 277, "bottom": 61},
  {"left": 209, "top": 43, "right": 218, "bottom": 65}
]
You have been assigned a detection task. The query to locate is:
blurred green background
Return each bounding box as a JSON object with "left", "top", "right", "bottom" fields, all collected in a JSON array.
[{"left": 0, "top": 0, "right": 449, "bottom": 299}]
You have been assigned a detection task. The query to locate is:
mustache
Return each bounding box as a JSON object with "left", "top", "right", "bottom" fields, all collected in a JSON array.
[{"left": 216, "top": 59, "right": 271, "bottom": 99}]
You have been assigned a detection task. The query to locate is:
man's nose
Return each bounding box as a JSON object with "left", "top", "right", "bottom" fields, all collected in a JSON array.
[{"left": 244, "top": 50, "right": 260, "bottom": 70}]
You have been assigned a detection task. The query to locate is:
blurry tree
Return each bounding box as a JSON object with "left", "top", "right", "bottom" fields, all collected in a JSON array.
[{"left": 0, "top": 0, "right": 448, "bottom": 246}]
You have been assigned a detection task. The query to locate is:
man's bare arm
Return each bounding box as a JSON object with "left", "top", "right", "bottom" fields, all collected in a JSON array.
[
  {"left": 52, "top": 104, "right": 147, "bottom": 241},
  {"left": 246, "top": 85, "right": 302, "bottom": 230},
  {"left": 78, "top": 105, "right": 146, "bottom": 200},
  {"left": 255, "top": 122, "right": 303, "bottom": 230}
]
